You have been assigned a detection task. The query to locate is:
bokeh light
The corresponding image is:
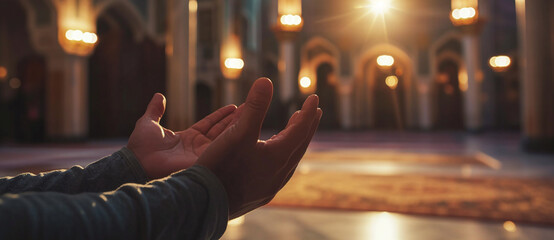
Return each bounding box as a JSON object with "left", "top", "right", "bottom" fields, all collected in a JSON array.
[
  {"left": 385, "top": 75, "right": 399, "bottom": 90},
  {"left": 489, "top": 56, "right": 511, "bottom": 68},
  {"left": 299, "top": 77, "right": 312, "bottom": 88},
  {"left": 65, "top": 30, "right": 97, "bottom": 44},
  {"left": 280, "top": 14, "right": 302, "bottom": 26},
  {"left": 503, "top": 221, "right": 517, "bottom": 232},
  {"left": 224, "top": 58, "right": 245, "bottom": 70},
  {"left": 9, "top": 78, "right": 21, "bottom": 89},
  {"left": 377, "top": 55, "right": 394, "bottom": 67},
  {"left": 0, "top": 66, "right": 7, "bottom": 79}
]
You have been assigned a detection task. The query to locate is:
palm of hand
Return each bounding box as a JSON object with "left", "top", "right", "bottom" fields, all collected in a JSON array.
[{"left": 128, "top": 93, "right": 236, "bottom": 179}]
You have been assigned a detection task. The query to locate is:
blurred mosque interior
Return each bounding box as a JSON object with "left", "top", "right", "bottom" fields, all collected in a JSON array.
[{"left": 0, "top": 0, "right": 553, "bottom": 239}]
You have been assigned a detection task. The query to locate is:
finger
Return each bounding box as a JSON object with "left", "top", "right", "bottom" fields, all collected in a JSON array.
[
  {"left": 206, "top": 112, "right": 235, "bottom": 140},
  {"left": 191, "top": 104, "right": 237, "bottom": 134},
  {"left": 236, "top": 78, "right": 273, "bottom": 140},
  {"left": 266, "top": 94, "right": 319, "bottom": 153},
  {"left": 144, "top": 93, "right": 166, "bottom": 122},
  {"left": 279, "top": 108, "right": 322, "bottom": 189}
]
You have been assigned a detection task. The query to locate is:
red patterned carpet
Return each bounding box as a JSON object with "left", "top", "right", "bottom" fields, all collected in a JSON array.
[
  {"left": 270, "top": 172, "right": 554, "bottom": 224},
  {"left": 268, "top": 150, "right": 554, "bottom": 225}
]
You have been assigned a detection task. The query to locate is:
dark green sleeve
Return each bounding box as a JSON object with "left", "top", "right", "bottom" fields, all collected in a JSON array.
[
  {"left": 0, "top": 165, "right": 229, "bottom": 240},
  {"left": 0, "top": 147, "right": 149, "bottom": 194}
]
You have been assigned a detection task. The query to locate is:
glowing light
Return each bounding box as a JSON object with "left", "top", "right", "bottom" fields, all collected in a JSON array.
[
  {"left": 299, "top": 77, "right": 312, "bottom": 88},
  {"left": 280, "top": 14, "right": 302, "bottom": 26},
  {"left": 189, "top": 0, "right": 198, "bottom": 12},
  {"left": 458, "top": 70, "right": 468, "bottom": 92},
  {"left": 503, "top": 221, "right": 517, "bottom": 232},
  {"left": 489, "top": 56, "right": 511, "bottom": 68},
  {"left": 82, "top": 32, "right": 98, "bottom": 44},
  {"left": 366, "top": 212, "right": 399, "bottom": 240},
  {"left": 9, "top": 78, "right": 21, "bottom": 89},
  {"left": 377, "top": 55, "right": 394, "bottom": 67},
  {"left": 0, "top": 66, "right": 7, "bottom": 79},
  {"left": 228, "top": 216, "right": 245, "bottom": 226},
  {"left": 452, "top": 9, "right": 461, "bottom": 19},
  {"left": 224, "top": 58, "right": 245, "bottom": 70},
  {"left": 368, "top": 0, "right": 392, "bottom": 14},
  {"left": 385, "top": 75, "right": 399, "bottom": 90},
  {"left": 65, "top": 29, "right": 97, "bottom": 44},
  {"left": 450, "top": 0, "right": 478, "bottom": 26}
]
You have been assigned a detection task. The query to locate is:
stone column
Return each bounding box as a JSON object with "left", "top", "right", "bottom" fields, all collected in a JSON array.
[
  {"left": 461, "top": 34, "right": 482, "bottom": 131},
  {"left": 166, "top": 0, "right": 195, "bottom": 130},
  {"left": 220, "top": 0, "right": 240, "bottom": 106},
  {"left": 516, "top": 0, "right": 554, "bottom": 152},
  {"left": 45, "top": 54, "right": 89, "bottom": 139},
  {"left": 278, "top": 40, "right": 297, "bottom": 114},
  {"left": 417, "top": 76, "right": 433, "bottom": 130}
]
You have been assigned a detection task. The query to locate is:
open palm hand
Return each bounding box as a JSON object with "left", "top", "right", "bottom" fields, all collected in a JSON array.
[{"left": 128, "top": 93, "right": 237, "bottom": 179}]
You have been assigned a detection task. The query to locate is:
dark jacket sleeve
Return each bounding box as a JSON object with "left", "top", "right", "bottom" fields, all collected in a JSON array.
[
  {"left": 0, "top": 165, "right": 229, "bottom": 240},
  {"left": 0, "top": 147, "right": 149, "bottom": 194}
]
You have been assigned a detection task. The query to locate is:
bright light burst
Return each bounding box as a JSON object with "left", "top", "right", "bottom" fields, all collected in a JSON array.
[{"left": 368, "top": 0, "right": 392, "bottom": 14}]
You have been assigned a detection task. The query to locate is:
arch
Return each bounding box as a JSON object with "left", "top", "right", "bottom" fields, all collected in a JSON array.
[
  {"left": 300, "top": 36, "right": 341, "bottom": 128},
  {"left": 353, "top": 43, "right": 415, "bottom": 128},
  {"left": 18, "top": 0, "right": 59, "bottom": 55},
  {"left": 95, "top": 0, "right": 147, "bottom": 41},
  {"left": 429, "top": 30, "right": 463, "bottom": 78},
  {"left": 299, "top": 37, "right": 340, "bottom": 92},
  {"left": 301, "top": 36, "right": 341, "bottom": 63}
]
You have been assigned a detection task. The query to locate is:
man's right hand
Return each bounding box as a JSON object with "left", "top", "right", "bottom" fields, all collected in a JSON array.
[{"left": 196, "top": 77, "right": 322, "bottom": 219}]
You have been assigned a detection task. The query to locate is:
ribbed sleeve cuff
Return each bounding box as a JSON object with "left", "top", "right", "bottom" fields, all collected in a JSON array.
[
  {"left": 118, "top": 147, "right": 149, "bottom": 184},
  {"left": 183, "top": 165, "right": 229, "bottom": 239}
]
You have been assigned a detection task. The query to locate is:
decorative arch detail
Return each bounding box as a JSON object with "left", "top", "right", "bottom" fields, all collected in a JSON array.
[
  {"left": 353, "top": 43, "right": 415, "bottom": 128},
  {"left": 95, "top": 0, "right": 147, "bottom": 40}
]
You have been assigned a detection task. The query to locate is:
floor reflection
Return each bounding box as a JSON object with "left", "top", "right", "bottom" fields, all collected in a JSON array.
[{"left": 366, "top": 212, "right": 399, "bottom": 240}]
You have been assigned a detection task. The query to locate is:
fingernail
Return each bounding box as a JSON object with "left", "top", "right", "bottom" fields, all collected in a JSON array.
[{"left": 302, "top": 94, "right": 319, "bottom": 111}]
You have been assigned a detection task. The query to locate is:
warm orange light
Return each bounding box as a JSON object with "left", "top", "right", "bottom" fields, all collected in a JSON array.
[
  {"left": 503, "top": 221, "right": 517, "bottom": 232},
  {"left": 278, "top": 0, "right": 302, "bottom": 16},
  {"left": 280, "top": 14, "right": 302, "bottom": 26},
  {"left": 0, "top": 66, "right": 7, "bottom": 79},
  {"left": 277, "top": 0, "right": 303, "bottom": 32},
  {"left": 65, "top": 29, "right": 97, "bottom": 44},
  {"left": 377, "top": 55, "right": 394, "bottom": 67},
  {"left": 385, "top": 75, "right": 399, "bottom": 90},
  {"left": 458, "top": 70, "right": 468, "bottom": 92},
  {"left": 220, "top": 34, "right": 243, "bottom": 79},
  {"left": 224, "top": 58, "right": 244, "bottom": 70},
  {"left": 368, "top": 0, "right": 392, "bottom": 14},
  {"left": 450, "top": 0, "right": 478, "bottom": 26},
  {"left": 489, "top": 55, "right": 511, "bottom": 71},
  {"left": 299, "top": 77, "right": 312, "bottom": 88},
  {"left": 189, "top": 0, "right": 198, "bottom": 12}
]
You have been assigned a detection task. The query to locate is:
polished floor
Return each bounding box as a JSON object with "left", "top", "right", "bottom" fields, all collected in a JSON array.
[
  {"left": 222, "top": 208, "right": 554, "bottom": 240},
  {"left": 1, "top": 131, "right": 553, "bottom": 239}
]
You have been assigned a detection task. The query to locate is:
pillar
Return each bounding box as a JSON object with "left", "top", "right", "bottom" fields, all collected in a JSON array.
[
  {"left": 516, "top": 0, "right": 554, "bottom": 152},
  {"left": 418, "top": 76, "right": 433, "bottom": 130},
  {"left": 220, "top": 0, "right": 240, "bottom": 106},
  {"left": 45, "top": 54, "right": 89, "bottom": 139},
  {"left": 461, "top": 34, "right": 482, "bottom": 131},
  {"left": 166, "top": 0, "right": 195, "bottom": 130},
  {"left": 278, "top": 40, "right": 297, "bottom": 114}
]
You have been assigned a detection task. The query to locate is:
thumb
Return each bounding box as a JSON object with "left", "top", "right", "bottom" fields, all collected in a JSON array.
[
  {"left": 144, "top": 93, "right": 166, "bottom": 122},
  {"left": 237, "top": 78, "right": 273, "bottom": 138}
]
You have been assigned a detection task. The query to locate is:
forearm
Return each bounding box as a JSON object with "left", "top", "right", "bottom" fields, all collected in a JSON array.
[
  {"left": 0, "top": 147, "right": 148, "bottom": 194},
  {"left": 0, "top": 165, "right": 228, "bottom": 240}
]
